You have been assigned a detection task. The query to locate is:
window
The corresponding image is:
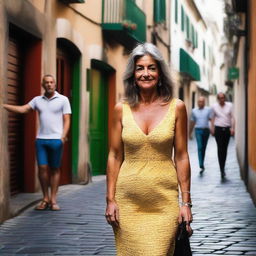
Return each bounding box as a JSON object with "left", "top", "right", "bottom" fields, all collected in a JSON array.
[
  {"left": 191, "top": 24, "right": 194, "bottom": 43},
  {"left": 191, "top": 25, "right": 196, "bottom": 47},
  {"left": 154, "top": 0, "right": 166, "bottom": 23},
  {"left": 192, "top": 92, "right": 196, "bottom": 108},
  {"left": 175, "top": 0, "right": 178, "bottom": 23},
  {"left": 203, "top": 40, "right": 206, "bottom": 59},
  {"left": 195, "top": 32, "right": 198, "bottom": 48},
  {"left": 181, "top": 6, "right": 185, "bottom": 31},
  {"left": 186, "top": 15, "right": 190, "bottom": 40},
  {"left": 182, "top": 9, "right": 197, "bottom": 48}
]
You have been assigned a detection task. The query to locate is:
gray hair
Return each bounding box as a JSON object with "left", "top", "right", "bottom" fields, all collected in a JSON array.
[{"left": 123, "top": 43, "right": 173, "bottom": 106}]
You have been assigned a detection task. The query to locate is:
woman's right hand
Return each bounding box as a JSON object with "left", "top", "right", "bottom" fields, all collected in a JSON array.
[{"left": 105, "top": 200, "right": 119, "bottom": 227}]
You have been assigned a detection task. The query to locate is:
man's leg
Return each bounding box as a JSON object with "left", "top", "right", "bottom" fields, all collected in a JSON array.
[
  {"left": 48, "top": 139, "right": 63, "bottom": 210},
  {"left": 35, "top": 139, "right": 50, "bottom": 210},
  {"left": 49, "top": 167, "right": 61, "bottom": 206},
  {"left": 214, "top": 128, "right": 224, "bottom": 172},
  {"left": 201, "top": 129, "right": 210, "bottom": 167},
  {"left": 38, "top": 165, "right": 50, "bottom": 202},
  {"left": 220, "top": 129, "right": 231, "bottom": 172},
  {"left": 195, "top": 129, "right": 204, "bottom": 170},
  {"left": 215, "top": 127, "right": 230, "bottom": 178}
]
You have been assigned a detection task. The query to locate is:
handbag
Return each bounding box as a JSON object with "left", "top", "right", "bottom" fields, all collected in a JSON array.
[{"left": 173, "top": 221, "right": 192, "bottom": 256}]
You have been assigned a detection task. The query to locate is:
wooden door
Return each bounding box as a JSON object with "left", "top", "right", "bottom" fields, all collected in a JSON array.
[
  {"left": 7, "top": 38, "right": 24, "bottom": 195},
  {"left": 89, "top": 69, "right": 108, "bottom": 175},
  {"left": 56, "top": 48, "right": 72, "bottom": 184}
]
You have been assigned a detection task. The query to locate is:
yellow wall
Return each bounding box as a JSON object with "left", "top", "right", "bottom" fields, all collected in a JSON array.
[
  {"left": 27, "top": 0, "right": 45, "bottom": 12},
  {"left": 70, "top": 1, "right": 102, "bottom": 24}
]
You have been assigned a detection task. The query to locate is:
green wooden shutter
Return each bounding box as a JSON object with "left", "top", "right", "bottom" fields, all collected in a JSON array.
[
  {"left": 195, "top": 32, "right": 198, "bottom": 48},
  {"left": 203, "top": 40, "right": 206, "bottom": 59},
  {"left": 175, "top": 0, "right": 178, "bottom": 23},
  {"left": 154, "top": 0, "right": 166, "bottom": 23},
  {"left": 181, "top": 6, "right": 185, "bottom": 31},
  {"left": 191, "top": 25, "right": 195, "bottom": 46},
  {"left": 186, "top": 16, "right": 190, "bottom": 40}
]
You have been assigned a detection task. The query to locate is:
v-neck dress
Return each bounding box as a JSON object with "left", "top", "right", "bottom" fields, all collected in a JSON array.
[{"left": 114, "top": 98, "right": 179, "bottom": 256}]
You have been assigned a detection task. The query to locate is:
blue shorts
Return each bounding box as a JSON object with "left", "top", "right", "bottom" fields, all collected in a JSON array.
[{"left": 35, "top": 139, "right": 63, "bottom": 168}]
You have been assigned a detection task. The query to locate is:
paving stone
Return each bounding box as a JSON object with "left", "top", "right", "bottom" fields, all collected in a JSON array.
[{"left": 223, "top": 251, "right": 244, "bottom": 255}]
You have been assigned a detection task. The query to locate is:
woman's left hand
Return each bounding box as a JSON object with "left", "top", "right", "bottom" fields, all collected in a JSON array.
[{"left": 179, "top": 206, "right": 193, "bottom": 236}]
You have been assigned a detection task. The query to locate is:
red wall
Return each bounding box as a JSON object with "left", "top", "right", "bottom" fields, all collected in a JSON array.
[{"left": 23, "top": 40, "right": 42, "bottom": 192}]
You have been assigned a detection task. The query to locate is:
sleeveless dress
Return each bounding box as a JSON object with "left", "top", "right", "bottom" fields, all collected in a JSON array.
[{"left": 114, "top": 98, "right": 179, "bottom": 256}]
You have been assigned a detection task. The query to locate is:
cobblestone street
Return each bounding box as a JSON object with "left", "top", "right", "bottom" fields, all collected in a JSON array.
[
  {"left": 0, "top": 137, "right": 255, "bottom": 255},
  {"left": 189, "top": 137, "right": 256, "bottom": 255}
]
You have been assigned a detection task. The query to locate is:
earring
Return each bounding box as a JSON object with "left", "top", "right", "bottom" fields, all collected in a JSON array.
[{"left": 158, "top": 79, "right": 162, "bottom": 87}]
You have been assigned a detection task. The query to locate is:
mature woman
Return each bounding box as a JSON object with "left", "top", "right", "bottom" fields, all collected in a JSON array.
[{"left": 105, "top": 43, "right": 192, "bottom": 255}]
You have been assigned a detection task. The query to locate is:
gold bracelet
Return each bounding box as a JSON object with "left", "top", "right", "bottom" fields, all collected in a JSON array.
[{"left": 181, "top": 191, "right": 190, "bottom": 194}]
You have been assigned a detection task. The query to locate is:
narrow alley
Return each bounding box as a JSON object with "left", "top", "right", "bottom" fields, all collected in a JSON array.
[{"left": 0, "top": 137, "right": 255, "bottom": 255}]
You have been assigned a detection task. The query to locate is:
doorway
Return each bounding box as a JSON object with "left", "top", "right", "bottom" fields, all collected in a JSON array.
[
  {"left": 89, "top": 69, "right": 109, "bottom": 175},
  {"left": 56, "top": 38, "right": 81, "bottom": 184}
]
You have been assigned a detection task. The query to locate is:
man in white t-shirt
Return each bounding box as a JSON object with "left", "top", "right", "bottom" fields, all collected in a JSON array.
[
  {"left": 3, "top": 74, "right": 71, "bottom": 210},
  {"left": 211, "top": 92, "right": 235, "bottom": 180}
]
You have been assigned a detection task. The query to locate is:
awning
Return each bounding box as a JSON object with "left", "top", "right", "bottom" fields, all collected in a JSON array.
[{"left": 179, "top": 48, "right": 200, "bottom": 81}]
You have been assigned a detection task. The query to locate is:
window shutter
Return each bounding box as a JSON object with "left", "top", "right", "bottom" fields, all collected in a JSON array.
[
  {"left": 154, "top": 0, "right": 166, "bottom": 23},
  {"left": 181, "top": 6, "right": 185, "bottom": 31}
]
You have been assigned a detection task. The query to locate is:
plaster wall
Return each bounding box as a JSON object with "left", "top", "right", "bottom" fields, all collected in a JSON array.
[
  {"left": 234, "top": 35, "right": 246, "bottom": 179},
  {"left": 247, "top": 0, "right": 256, "bottom": 204}
]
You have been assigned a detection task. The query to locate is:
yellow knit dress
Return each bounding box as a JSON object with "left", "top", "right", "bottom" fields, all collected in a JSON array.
[{"left": 114, "top": 98, "right": 179, "bottom": 256}]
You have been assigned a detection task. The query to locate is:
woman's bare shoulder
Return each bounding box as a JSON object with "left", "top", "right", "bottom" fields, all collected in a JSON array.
[
  {"left": 114, "top": 102, "right": 123, "bottom": 110},
  {"left": 113, "top": 102, "right": 123, "bottom": 119},
  {"left": 175, "top": 99, "right": 187, "bottom": 115}
]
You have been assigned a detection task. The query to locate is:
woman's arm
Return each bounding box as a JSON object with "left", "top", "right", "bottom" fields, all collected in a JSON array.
[
  {"left": 174, "top": 100, "right": 193, "bottom": 234},
  {"left": 105, "top": 102, "right": 124, "bottom": 226}
]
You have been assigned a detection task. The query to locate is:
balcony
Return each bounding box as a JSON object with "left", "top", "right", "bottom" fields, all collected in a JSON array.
[{"left": 102, "top": 0, "right": 146, "bottom": 49}]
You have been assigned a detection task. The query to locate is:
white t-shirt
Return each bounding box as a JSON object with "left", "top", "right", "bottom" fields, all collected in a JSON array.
[
  {"left": 28, "top": 91, "right": 72, "bottom": 139},
  {"left": 212, "top": 102, "right": 233, "bottom": 127}
]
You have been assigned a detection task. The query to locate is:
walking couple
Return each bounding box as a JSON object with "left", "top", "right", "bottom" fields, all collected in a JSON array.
[{"left": 189, "top": 93, "right": 235, "bottom": 179}]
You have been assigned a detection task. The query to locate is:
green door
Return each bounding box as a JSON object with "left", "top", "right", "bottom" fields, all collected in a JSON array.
[{"left": 89, "top": 69, "right": 108, "bottom": 175}]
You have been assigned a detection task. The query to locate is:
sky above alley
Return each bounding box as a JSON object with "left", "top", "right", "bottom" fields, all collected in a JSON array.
[{"left": 194, "top": 0, "right": 225, "bottom": 33}]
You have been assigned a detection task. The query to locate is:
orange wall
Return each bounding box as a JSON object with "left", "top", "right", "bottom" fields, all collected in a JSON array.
[{"left": 248, "top": 0, "right": 256, "bottom": 170}]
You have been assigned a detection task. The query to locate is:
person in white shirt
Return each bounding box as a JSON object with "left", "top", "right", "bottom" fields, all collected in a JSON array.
[
  {"left": 211, "top": 92, "right": 235, "bottom": 180},
  {"left": 3, "top": 74, "right": 71, "bottom": 210}
]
